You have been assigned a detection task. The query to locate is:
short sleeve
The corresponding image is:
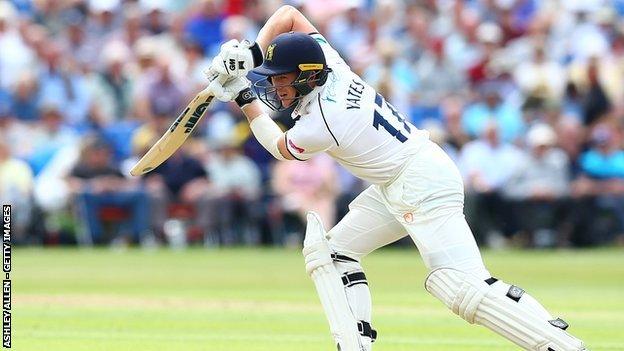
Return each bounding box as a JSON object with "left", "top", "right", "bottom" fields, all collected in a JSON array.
[
  {"left": 309, "top": 33, "right": 349, "bottom": 74},
  {"left": 285, "top": 120, "right": 334, "bottom": 161}
]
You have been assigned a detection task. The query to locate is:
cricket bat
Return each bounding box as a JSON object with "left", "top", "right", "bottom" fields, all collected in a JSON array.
[{"left": 129, "top": 83, "right": 220, "bottom": 176}]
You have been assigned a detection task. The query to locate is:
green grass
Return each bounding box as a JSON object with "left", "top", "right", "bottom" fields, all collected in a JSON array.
[{"left": 14, "top": 247, "right": 624, "bottom": 350}]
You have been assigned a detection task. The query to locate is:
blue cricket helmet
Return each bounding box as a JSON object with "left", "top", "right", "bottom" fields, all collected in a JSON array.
[
  {"left": 253, "top": 32, "right": 327, "bottom": 76},
  {"left": 252, "top": 32, "right": 331, "bottom": 111}
]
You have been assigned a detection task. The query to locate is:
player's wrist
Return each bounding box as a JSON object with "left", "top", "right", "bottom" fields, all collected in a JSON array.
[
  {"left": 235, "top": 87, "right": 257, "bottom": 108},
  {"left": 247, "top": 41, "right": 263, "bottom": 68}
]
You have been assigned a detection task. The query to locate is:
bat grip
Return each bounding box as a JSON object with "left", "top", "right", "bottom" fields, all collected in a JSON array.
[
  {"left": 206, "top": 74, "right": 231, "bottom": 97},
  {"left": 217, "top": 74, "right": 229, "bottom": 84}
]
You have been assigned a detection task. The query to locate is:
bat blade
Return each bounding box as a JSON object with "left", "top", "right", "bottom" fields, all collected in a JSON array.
[{"left": 130, "top": 86, "right": 215, "bottom": 176}]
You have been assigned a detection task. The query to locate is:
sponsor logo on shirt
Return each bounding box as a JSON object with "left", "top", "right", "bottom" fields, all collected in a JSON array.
[{"left": 288, "top": 139, "right": 305, "bottom": 153}]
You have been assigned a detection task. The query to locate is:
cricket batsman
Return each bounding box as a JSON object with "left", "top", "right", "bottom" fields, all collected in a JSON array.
[{"left": 203, "top": 5, "right": 589, "bottom": 351}]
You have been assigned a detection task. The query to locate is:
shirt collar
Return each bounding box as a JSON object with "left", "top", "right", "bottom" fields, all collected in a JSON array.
[{"left": 291, "top": 85, "right": 324, "bottom": 119}]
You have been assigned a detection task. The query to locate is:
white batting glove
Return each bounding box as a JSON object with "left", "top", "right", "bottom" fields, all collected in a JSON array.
[
  {"left": 210, "top": 39, "right": 263, "bottom": 78},
  {"left": 219, "top": 76, "right": 251, "bottom": 102},
  {"left": 207, "top": 74, "right": 251, "bottom": 103}
]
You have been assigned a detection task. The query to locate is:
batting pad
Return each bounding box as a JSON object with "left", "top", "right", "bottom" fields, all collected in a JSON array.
[
  {"left": 303, "top": 212, "right": 364, "bottom": 351},
  {"left": 425, "top": 268, "right": 586, "bottom": 351}
]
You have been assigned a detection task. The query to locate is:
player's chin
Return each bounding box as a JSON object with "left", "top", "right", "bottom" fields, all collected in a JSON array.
[{"left": 280, "top": 98, "right": 296, "bottom": 108}]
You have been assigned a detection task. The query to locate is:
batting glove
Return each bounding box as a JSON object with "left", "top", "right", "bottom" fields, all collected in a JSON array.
[
  {"left": 217, "top": 76, "right": 252, "bottom": 103},
  {"left": 210, "top": 39, "right": 263, "bottom": 78}
]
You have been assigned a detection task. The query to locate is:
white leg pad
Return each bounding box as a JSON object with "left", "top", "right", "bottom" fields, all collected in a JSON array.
[
  {"left": 425, "top": 268, "right": 587, "bottom": 351},
  {"left": 334, "top": 260, "right": 374, "bottom": 350},
  {"left": 303, "top": 212, "right": 364, "bottom": 351}
]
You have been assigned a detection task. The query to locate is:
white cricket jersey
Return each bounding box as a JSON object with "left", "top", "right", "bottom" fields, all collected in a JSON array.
[{"left": 284, "top": 33, "right": 429, "bottom": 184}]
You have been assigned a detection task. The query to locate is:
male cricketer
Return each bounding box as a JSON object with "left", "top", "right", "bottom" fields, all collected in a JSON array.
[{"left": 203, "top": 5, "right": 588, "bottom": 351}]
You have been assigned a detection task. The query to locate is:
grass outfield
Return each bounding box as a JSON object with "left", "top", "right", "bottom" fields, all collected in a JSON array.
[{"left": 15, "top": 247, "right": 624, "bottom": 351}]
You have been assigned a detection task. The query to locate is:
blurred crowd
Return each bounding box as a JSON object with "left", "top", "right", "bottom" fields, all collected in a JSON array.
[{"left": 2, "top": 0, "right": 624, "bottom": 248}]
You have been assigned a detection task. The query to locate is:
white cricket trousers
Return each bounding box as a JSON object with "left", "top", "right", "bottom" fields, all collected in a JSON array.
[{"left": 328, "top": 140, "right": 490, "bottom": 279}]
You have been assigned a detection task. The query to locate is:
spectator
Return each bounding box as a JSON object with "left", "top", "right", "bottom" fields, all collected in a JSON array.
[
  {"left": 10, "top": 72, "right": 40, "bottom": 122},
  {"left": 0, "top": 138, "right": 34, "bottom": 243},
  {"left": 580, "top": 57, "right": 612, "bottom": 126},
  {"left": 557, "top": 117, "right": 586, "bottom": 176},
  {"left": 503, "top": 124, "right": 571, "bottom": 247},
  {"left": 271, "top": 155, "right": 339, "bottom": 245},
  {"left": 142, "top": 3, "right": 169, "bottom": 36},
  {"left": 68, "top": 137, "right": 150, "bottom": 245},
  {"left": 461, "top": 83, "right": 525, "bottom": 143},
  {"left": 0, "top": 102, "right": 30, "bottom": 158},
  {"left": 28, "top": 103, "right": 79, "bottom": 174},
  {"left": 145, "top": 56, "right": 186, "bottom": 121},
  {"left": 363, "top": 39, "right": 413, "bottom": 117},
  {"left": 89, "top": 42, "right": 133, "bottom": 122},
  {"left": 571, "top": 123, "right": 624, "bottom": 245},
  {"left": 466, "top": 22, "right": 504, "bottom": 85},
  {"left": 412, "top": 39, "right": 467, "bottom": 125},
  {"left": 143, "top": 146, "right": 212, "bottom": 244},
  {"left": 326, "top": 0, "right": 371, "bottom": 69},
  {"left": 513, "top": 46, "right": 566, "bottom": 104},
  {"left": 184, "top": 0, "right": 225, "bottom": 55},
  {"left": 459, "top": 121, "right": 522, "bottom": 244},
  {"left": 59, "top": 11, "right": 100, "bottom": 70},
  {"left": 205, "top": 140, "right": 262, "bottom": 245},
  {"left": 105, "top": 6, "right": 147, "bottom": 58},
  {"left": 37, "top": 42, "right": 92, "bottom": 127},
  {"left": 0, "top": 1, "right": 36, "bottom": 90}
]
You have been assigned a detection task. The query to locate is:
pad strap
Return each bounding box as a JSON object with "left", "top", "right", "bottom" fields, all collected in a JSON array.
[
  {"left": 331, "top": 253, "right": 358, "bottom": 263},
  {"left": 357, "top": 321, "right": 377, "bottom": 342},
  {"left": 341, "top": 272, "right": 368, "bottom": 287}
]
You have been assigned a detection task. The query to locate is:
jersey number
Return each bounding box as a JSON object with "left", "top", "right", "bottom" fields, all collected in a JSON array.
[{"left": 372, "top": 93, "right": 410, "bottom": 143}]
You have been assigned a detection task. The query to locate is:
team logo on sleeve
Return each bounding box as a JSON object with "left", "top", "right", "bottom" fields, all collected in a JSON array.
[{"left": 288, "top": 139, "right": 305, "bottom": 153}]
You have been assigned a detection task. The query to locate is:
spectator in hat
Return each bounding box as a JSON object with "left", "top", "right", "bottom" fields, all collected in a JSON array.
[
  {"left": 466, "top": 22, "right": 505, "bottom": 85},
  {"left": 503, "top": 124, "right": 571, "bottom": 247},
  {"left": 89, "top": 41, "right": 133, "bottom": 122},
  {"left": 458, "top": 121, "right": 522, "bottom": 244},
  {"left": 28, "top": 103, "right": 79, "bottom": 174},
  {"left": 203, "top": 139, "right": 262, "bottom": 245},
  {"left": 513, "top": 46, "right": 566, "bottom": 104}
]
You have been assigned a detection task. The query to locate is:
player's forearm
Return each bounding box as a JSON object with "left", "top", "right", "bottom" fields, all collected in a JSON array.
[
  {"left": 256, "top": 5, "right": 317, "bottom": 51},
  {"left": 240, "top": 100, "right": 290, "bottom": 161},
  {"left": 241, "top": 100, "right": 266, "bottom": 124},
  {"left": 256, "top": 6, "right": 297, "bottom": 50}
]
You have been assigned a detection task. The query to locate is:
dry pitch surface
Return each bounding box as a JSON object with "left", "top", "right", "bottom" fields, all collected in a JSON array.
[{"left": 15, "top": 247, "right": 624, "bottom": 350}]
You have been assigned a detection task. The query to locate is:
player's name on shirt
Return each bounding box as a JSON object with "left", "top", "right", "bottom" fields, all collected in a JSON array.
[{"left": 346, "top": 79, "right": 365, "bottom": 110}]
